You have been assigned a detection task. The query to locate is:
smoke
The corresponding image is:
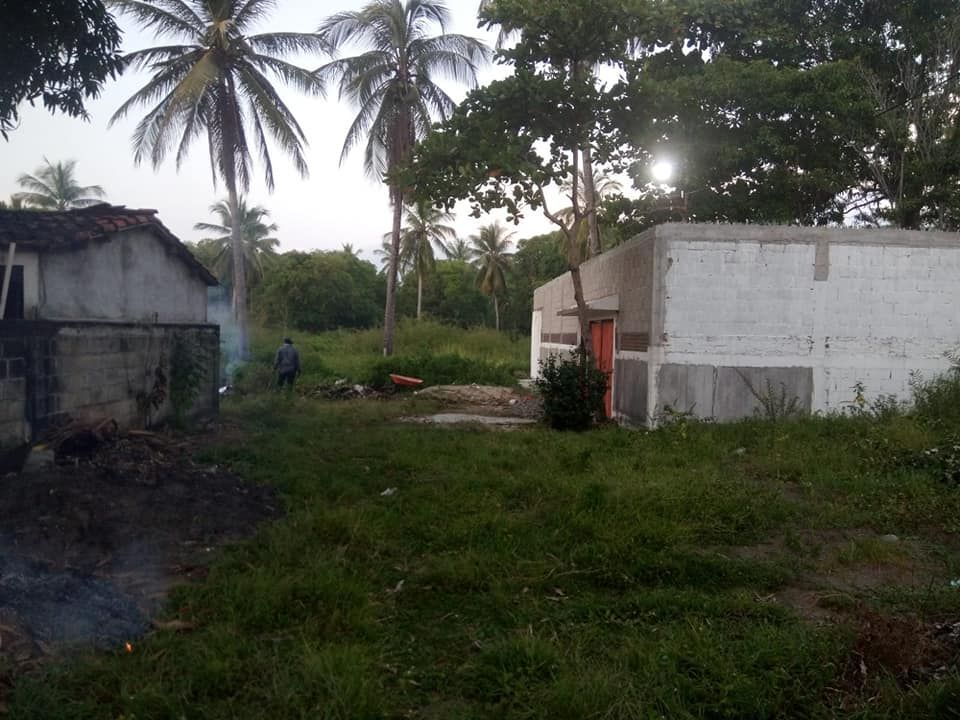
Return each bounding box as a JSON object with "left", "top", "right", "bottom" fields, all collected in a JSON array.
[{"left": 207, "top": 287, "right": 244, "bottom": 382}]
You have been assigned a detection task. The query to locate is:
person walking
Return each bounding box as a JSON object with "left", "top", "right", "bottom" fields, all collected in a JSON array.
[{"left": 274, "top": 337, "right": 301, "bottom": 390}]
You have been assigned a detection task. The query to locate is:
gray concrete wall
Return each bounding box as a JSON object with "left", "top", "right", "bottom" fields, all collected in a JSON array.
[
  {"left": 614, "top": 358, "right": 648, "bottom": 422},
  {"left": 656, "top": 364, "right": 813, "bottom": 421},
  {"left": 0, "top": 321, "right": 219, "bottom": 447},
  {"left": 39, "top": 229, "right": 209, "bottom": 323},
  {"left": 655, "top": 222, "right": 960, "bottom": 417},
  {"left": 532, "top": 230, "right": 656, "bottom": 340}
]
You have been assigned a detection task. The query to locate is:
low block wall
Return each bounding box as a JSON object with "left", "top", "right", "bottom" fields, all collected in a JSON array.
[{"left": 0, "top": 321, "right": 219, "bottom": 446}]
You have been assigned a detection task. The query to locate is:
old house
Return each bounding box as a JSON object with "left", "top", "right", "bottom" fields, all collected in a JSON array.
[
  {"left": 532, "top": 223, "right": 960, "bottom": 424},
  {"left": 0, "top": 204, "right": 220, "bottom": 445}
]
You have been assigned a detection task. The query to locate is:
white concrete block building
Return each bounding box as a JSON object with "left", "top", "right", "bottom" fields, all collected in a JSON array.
[{"left": 532, "top": 223, "right": 960, "bottom": 424}]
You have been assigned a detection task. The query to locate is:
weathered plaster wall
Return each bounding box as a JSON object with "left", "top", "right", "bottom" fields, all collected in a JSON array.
[
  {"left": 0, "top": 321, "right": 219, "bottom": 447},
  {"left": 39, "top": 229, "right": 208, "bottom": 323},
  {"left": 654, "top": 224, "right": 960, "bottom": 419}
]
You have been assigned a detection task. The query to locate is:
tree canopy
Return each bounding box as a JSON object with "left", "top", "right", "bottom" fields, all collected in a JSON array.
[{"left": 0, "top": 0, "right": 123, "bottom": 139}]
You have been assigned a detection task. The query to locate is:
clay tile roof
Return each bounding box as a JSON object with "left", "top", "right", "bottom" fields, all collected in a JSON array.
[{"left": 0, "top": 203, "right": 218, "bottom": 286}]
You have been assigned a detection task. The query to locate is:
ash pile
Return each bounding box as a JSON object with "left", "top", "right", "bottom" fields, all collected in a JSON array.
[{"left": 0, "top": 417, "right": 280, "bottom": 678}]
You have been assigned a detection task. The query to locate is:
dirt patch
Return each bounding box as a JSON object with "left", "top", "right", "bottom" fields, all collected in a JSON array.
[
  {"left": 825, "top": 611, "right": 960, "bottom": 712},
  {"left": 727, "top": 528, "right": 944, "bottom": 623},
  {"left": 414, "top": 385, "right": 541, "bottom": 419},
  {"left": 0, "top": 425, "right": 279, "bottom": 684}
]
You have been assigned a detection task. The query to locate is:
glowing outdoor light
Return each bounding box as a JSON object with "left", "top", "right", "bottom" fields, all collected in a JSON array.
[{"left": 651, "top": 159, "right": 674, "bottom": 184}]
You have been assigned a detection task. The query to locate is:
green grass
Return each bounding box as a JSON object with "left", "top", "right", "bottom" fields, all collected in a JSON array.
[
  {"left": 7, "top": 396, "right": 960, "bottom": 717},
  {"left": 245, "top": 320, "right": 529, "bottom": 389}
]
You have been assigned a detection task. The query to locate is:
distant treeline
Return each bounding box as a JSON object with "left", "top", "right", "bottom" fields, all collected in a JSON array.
[{"left": 191, "top": 231, "right": 572, "bottom": 336}]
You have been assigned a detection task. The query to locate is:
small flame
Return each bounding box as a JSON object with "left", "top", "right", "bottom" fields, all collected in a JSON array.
[{"left": 125, "top": 642, "right": 134, "bottom": 653}]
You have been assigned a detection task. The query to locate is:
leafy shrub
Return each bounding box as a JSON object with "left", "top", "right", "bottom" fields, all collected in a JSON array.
[
  {"left": 365, "top": 352, "right": 517, "bottom": 389},
  {"left": 535, "top": 348, "right": 608, "bottom": 431},
  {"left": 911, "top": 359, "right": 960, "bottom": 428}
]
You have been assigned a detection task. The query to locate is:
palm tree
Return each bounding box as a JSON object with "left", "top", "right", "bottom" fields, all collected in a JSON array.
[
  {"left": 317, "top": 0, "right": 489, "bottom": 356},
  {"left": 15, "top": 158, "right": 106, "bottom": 209},
  {"left": 108, "top": 0, "right": 325, "bottom": 359},
  {"left": 398, "top": 200, "right": 454, "bottom": 319},
  {"left": 194, "top": 198, "right": 279, "bottom": 294},
  {"left": 341, "top": 243, "right": 359, "bottom": 258},
  {"left": 469, "top": 221, "right": 514, "bottom": 331},
  {"left": 437, "top": 236, "right": 471, "bottom": 261}
]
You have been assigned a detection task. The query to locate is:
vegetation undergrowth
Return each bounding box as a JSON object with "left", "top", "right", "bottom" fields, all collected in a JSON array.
[
  {"left": 237, "top": 320, "right": 528, "bottom": 391},
  {"left": 9, "top": 366, "right": 960, "bottom": 718}
]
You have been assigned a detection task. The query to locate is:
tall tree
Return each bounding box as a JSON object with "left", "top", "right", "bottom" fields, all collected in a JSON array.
[
  {"left": 0, "top": 0, "right": 123, "bottom": 139},
  {"left": 317, "top": 0, "right": 489, "bottom": 356},
  {"left": 437, "top": 236, "right": 471, "bottom": 261},
  {"left": 616, "top": 0, "right": 960, "bottom": 229},
  {"left": 469, "top": 221, "right": 513, "bottom": 331},
  {"left": 194, "top": 198, "right": 279, "bottom": 293},
  {"left": 109, "top": 0, "right": 325, "bottom": 359},
  {"left": 398, "top": 200, "right": 455, "bottom": 320},
  {"left": 15, "top": 158, "right": 106, "bottom": 209},
  {"left": 415, "top": 0, "right": 647, "bottom": 351}
]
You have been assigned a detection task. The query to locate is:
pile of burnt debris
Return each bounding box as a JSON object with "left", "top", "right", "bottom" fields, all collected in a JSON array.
[{"left": 0, "top": 416, "right": 280, "bottom": 689}]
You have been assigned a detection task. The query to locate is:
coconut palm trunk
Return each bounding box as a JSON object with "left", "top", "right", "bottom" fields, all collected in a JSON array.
[
  {"left": 226, "top": 183, "right": 249, "bottom": 359},
  {"left": 417, "top": 269, "right": 424, "bottom": 320},
  {"left": 383, "top": 184, "right": 404, "bottom": 356},
  {"left": 493, "top": 293, "right": 500, "bottom": 331}
]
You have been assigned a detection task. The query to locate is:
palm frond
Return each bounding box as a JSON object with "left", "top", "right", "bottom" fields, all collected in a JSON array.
[
  {"left": 247, "top": 32, "right": 330, "bottom": 57},
  {"left": 108, "top": 0, "right": 204, "bottom": 39}
]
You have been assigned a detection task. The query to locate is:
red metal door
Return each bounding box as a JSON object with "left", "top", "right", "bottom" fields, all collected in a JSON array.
[{"left": 590, "top": 319, "right": 614, "bottom": 418}]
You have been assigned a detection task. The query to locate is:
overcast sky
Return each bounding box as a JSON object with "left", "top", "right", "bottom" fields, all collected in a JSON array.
[{"left": 0, "top": 0, "right": 559, "bottom": 261}]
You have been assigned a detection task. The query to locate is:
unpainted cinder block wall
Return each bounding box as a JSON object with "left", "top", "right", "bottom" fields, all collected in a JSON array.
[
  {"left": 655, "top": 224, "right": 960, "bottom": 419},
  {"left": 0, "top": 321, "right": 219, "bottom": 446}
]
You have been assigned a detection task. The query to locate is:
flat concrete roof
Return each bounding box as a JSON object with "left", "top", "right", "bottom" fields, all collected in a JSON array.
[{"left": 654, "top": 222, "right": 960, "bottom": 248}]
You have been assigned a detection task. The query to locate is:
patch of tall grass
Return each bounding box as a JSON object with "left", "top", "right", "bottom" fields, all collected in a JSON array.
[{"left": 246, "top": 320, "right": 528, "bottom": 389}]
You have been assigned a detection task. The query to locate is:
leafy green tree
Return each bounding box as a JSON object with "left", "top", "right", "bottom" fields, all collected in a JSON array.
[
  {"left": 398, "top": 259, "right": 490, "bottom": 327},
  {"left": 109, "top": 0, "right": 325, "bottom": 358},
  {"left": 256, "top": 250, "right": 384, "bottom": 332},
  {"left": 398, "top": 200, "right": 455, "bottom": 320},
  {"left": 469, "top": 221, "right": 514, "bottom": 331},
  {"left": 616, "top": 0, "right": 960, "bottom": 229},
  {"left": 317, "top": 0, "right": 489, "bottom": 356},
  {"left": 415, "top": 0, "right": 646, "bottom": 351},
  {"left": 0, "top": 0, "right": 123, "bottom": 139},
  {"left": 502, "top": 230, "right": 567, "bottom": 333},
  {"left": 15, "top": 158, "right": 106, "bottom": 209},
  {"left": 194, "top": 198, "right": 279, "bottom": 297}
]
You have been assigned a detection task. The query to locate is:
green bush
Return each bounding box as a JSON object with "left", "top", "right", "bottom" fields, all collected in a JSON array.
[
  {"left": 535, "top": 348, "right": 608, "bottom": 431},
  {"left": 364, "top": 352, "right": 517, "bottom": 389},
  {"left": 911, "top": 359, "right": 960, "bottom": 429}
]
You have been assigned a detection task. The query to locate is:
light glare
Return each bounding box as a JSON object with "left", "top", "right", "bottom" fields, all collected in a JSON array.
[{"left": 651, "top": 160, "right": 674, "bottom": 183}]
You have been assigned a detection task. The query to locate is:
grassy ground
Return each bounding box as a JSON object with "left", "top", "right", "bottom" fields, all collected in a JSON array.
[
  {"left": 7, "top": 392, "right": 960, "bottom": 718},
  {"left": 245, "top": 321, "right": 529, "bottom": 389}
]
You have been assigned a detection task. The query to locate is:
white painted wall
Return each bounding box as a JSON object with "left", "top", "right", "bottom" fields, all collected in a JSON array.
[
  {"left": 38, "top": 229, "right": 209, "bottom": 323},
  {"left": 657, "top": 225, "right": 960, "bottom": 412}
]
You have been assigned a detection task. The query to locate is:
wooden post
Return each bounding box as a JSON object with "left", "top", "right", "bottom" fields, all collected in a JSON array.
[{"left": 0, "top": 242, "right": 16, "bottom": 320}]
